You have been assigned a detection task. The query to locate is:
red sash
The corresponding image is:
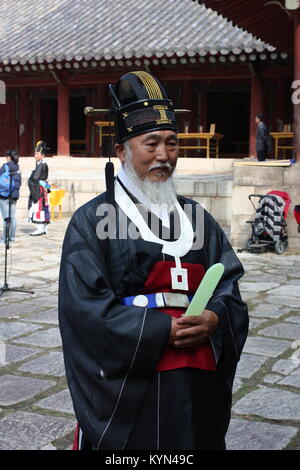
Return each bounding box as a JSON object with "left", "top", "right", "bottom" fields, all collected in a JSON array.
[{"left": 142, "top": 261, "right": 216, "bottom": 372}]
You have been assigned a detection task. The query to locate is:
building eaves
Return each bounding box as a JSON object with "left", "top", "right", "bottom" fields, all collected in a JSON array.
[{"left": 0, "top": 0, "right": 276, "bottom": 67}]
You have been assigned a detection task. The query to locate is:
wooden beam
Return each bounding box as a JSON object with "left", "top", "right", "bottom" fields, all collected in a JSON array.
[{"left": 3, "top": 63, "right": 293, "bottom": 90}]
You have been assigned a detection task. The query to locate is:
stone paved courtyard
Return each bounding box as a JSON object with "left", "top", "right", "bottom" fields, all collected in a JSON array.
[{"left": 0, "top": 216, "right": 300, "bottom": 450}]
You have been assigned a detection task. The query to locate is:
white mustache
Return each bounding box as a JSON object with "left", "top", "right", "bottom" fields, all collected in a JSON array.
[{"left": 147, "top": 163, "right": 172, "bottom": 172}]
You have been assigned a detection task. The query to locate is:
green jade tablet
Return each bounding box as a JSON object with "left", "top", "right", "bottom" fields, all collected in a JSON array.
[{"left": 184, "top": 263, "right": 225, "bottom": 316}]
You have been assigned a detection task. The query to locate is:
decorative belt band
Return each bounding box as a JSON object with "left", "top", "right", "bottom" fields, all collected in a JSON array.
[{"left": 121, "top": 292, "right": 193, "bottom": 309}]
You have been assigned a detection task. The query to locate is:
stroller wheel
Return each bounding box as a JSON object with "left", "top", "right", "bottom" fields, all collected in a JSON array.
[
  {"left": 246, "top": 239, "right": 253, "bottom": 253},
  {"left": 275, "top": 240, "right": 284, "bottom": 254}
]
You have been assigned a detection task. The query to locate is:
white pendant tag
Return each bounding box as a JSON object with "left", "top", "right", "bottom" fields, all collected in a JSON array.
[{"left": 170, "top": 257, "right": 189, "bottom": 291}]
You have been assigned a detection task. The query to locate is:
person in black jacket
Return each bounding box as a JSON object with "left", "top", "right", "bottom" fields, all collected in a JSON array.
[
  {"left": 28, "top": 141, "right": 51, "bottom": 236},
  {"left": 255, "top": 114, "right": 269, "bottom": 161},
  {"left": 0, "top": 150, "right": 22, "bottom": 242}
]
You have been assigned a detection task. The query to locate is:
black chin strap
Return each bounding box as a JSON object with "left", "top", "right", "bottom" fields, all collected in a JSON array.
[{"left": 105, "top": 104, "right": 115, "bottom": 205}]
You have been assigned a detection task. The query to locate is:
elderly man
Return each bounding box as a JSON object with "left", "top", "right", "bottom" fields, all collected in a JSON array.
[{"left": 59, "top": 71, "right": 248, "bottom": 451}]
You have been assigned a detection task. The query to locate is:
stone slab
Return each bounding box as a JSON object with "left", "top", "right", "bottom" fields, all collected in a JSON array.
[
  {"left": 13, "top": 327, "right": 62, "bottom": 348},
  {"left": 0, "top": 374, "right": 56, "bottom": 406},
  {"left": 232, "top": 387, "right": 300, "bottom": 420},
  {"left": 249, "top": 304, "right": 290, "bottom": 319},
  {"left": 285, "top": 315, "right": 300, "bottom": 324},
  {"left": 240, "top": 292, "right": 259, "bottom": 302},
  {"left": 243, "top": 336, "right": 291, "bottom": 357},
  {"left": 286, "top": 280, "right": 300, "bottom": 286},
  {"left": 236, "top": 353, "right": 268, "bottom": 379},
  {"left": 31, "top": 267, "right": 60, "bottom": 280},
  {"left": 243, "top": 274, "right": 286, "bottom": 283},
  {"left": 249, "top": 318, "right": 268, "bottom": 329},
  {"left": 263, "top": 374, "right": 282, "bottom": 384},
  {"left": 35, "top": 388, "right": 75, "bottom": 415},
  {"left": 18, "top": 351, "right": 65, "bottom": 376},
  {"left": 263, "top": 295, "right": 300, "bottom": 308},
  {"left": 1, "top": 344, "right": 39, "bottom": 366},
  {"left": 21, "top": 309, "right": 58, "bottom": 325},
  {"left": 258, "top": 323, "right": 300, "bottom": 340},
  {"left": 239, "top": 282, "right": 280, "bottom": 292},
  {"left": 269, "top": 285, "right": 300, "bottom": 297},
  {"left": 272, "top": 359, "right": 300, "bottom": 375},
  {"left": 0, "top": 302, "right": 49, "bottom": 318},
  {"left": 0, "top": 322, "right": 42, "bottom": 340},
  {"left": 0, "top": 411, "right": 75, "bottom": 450},
  {"left": 232, "top": 377, "right": 243, "bottom": 394},
  {"left": 278, "top": 374, "right": 300, "bottom": 388},
  {"left": 226, "top": 418, "right": 298, "bottom": 450}
]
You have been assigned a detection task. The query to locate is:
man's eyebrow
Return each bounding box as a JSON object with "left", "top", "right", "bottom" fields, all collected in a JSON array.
[
  {"left": 142, "top": 134, "right": 178, "bottom": 143},
  {"left": 142, "top": 134, "right": 160, "bottom": 142}
]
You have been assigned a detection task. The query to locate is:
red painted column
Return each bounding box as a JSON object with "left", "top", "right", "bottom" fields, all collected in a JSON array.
[
  {"left": 18, "top": 88, "right": 32, "bottom": 156},
  {"left": 33, "top": 97, "right": 42, "bottom": 145},
  {"left": 57, "top": 84, "right": 70, "bottom": 156},
  {"left": 249, "top": 75, "right": 264, "bottom": 157},
  {"left": 294, "top": 14, "right": 300, "bottom": 161}
]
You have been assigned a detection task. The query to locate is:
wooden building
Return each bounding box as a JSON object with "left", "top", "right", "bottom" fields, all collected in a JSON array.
[
  {"left": 0, "top": 0, "right": 294, "bottom": 158},
  {"left": 197, "top": 0, "right": 300, "bottom": 161}
]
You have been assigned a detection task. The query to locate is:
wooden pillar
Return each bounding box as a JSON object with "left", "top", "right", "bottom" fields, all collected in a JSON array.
[
  {"left": 57, "top": 83, "right": 70, "bottom": 156},
  {"left": 18, "top": 88, "right": 32, "bottom": 156},
  {"left": 249, "top": 75, "right": 264, "bottom": 157},
  {"left": 199, "top": 91, "right": 208, "bottom": 132},
  {"left": 33, "top": 97, "right": 42, "bottom": 146},
  {"left": 294, "top": 14, "right": 300, "bottom": 161}
]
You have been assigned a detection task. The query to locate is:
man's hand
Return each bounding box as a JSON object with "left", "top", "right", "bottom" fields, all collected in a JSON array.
[{"left": 168, "top": 309, "right": 219, "bottom": 348}]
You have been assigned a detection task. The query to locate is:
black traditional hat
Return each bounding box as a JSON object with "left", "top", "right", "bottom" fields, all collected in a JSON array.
[
  {"left": 109, "top": 71, "right": 177, "bottom": 143},
  {"left": 5, "top": 149, "right": 18, "bottom": 159},
  {"left": 35, "top": 140, "right": 49, "bottom": 154}
]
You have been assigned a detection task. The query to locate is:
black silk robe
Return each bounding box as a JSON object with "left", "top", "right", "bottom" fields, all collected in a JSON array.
[{"left": 58, "top": 192, "right": 249, "bottom": 450}]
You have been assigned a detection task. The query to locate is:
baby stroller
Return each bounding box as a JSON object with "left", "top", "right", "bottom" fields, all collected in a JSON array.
[
  {"left": 294, "top": 205, "right": 300, "bottom": 233},
  {"left": 246, "top": 190, "right": 292, "bottom": 254}
]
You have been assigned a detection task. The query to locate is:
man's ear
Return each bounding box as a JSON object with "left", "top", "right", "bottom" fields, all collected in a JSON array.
[{"left": 114, "top": 143, "right": 125, "bottom": 163}]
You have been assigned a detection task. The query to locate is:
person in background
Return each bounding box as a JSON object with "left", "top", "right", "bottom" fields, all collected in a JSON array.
[
  {"left": 255, "top": 114, "right": 269, "bottom": 162},
  {"left": 0, "top": 150, "right": 21, "bottom": 242},
  {"left": 28, "top": 140, "right": 51, "bottom": 236}
]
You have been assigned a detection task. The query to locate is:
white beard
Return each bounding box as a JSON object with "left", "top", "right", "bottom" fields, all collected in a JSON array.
[{"left": 123, "top": 143, "right": 178, "bottom": 211}]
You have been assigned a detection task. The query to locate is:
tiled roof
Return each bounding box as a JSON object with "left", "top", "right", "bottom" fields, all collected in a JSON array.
[{"left": 0, "top": 0, "right": 274, "bottom": 66}]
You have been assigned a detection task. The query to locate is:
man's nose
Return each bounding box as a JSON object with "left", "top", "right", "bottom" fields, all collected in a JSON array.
[{"left": 155, "top": 144, "right": 169, "bottom": 161}]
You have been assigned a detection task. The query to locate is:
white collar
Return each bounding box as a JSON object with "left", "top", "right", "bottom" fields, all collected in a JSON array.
[
  {"left": 117, "top": 166, "right": 171, "bottom": 228},
  {"left": 115, "top": 179, "right": 194, "bottom": 258}
]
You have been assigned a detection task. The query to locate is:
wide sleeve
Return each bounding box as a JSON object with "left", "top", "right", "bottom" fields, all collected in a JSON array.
[
  {"left": 58, "top": 205, "right": 171, "bottom": 381},
  {"left": 203, "top": 211, "right": 249, "bottom": 367}
]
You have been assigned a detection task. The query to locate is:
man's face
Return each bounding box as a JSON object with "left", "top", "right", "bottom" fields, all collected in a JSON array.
[
  {"left": 115, "top": 130, "right": 178, "bottom": 182},
  {"left": 34, "top": 151, "right": 43, "bottom": 161},
  {"left": 255, "top": 117, "right": 260, "bottom": 124}
]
